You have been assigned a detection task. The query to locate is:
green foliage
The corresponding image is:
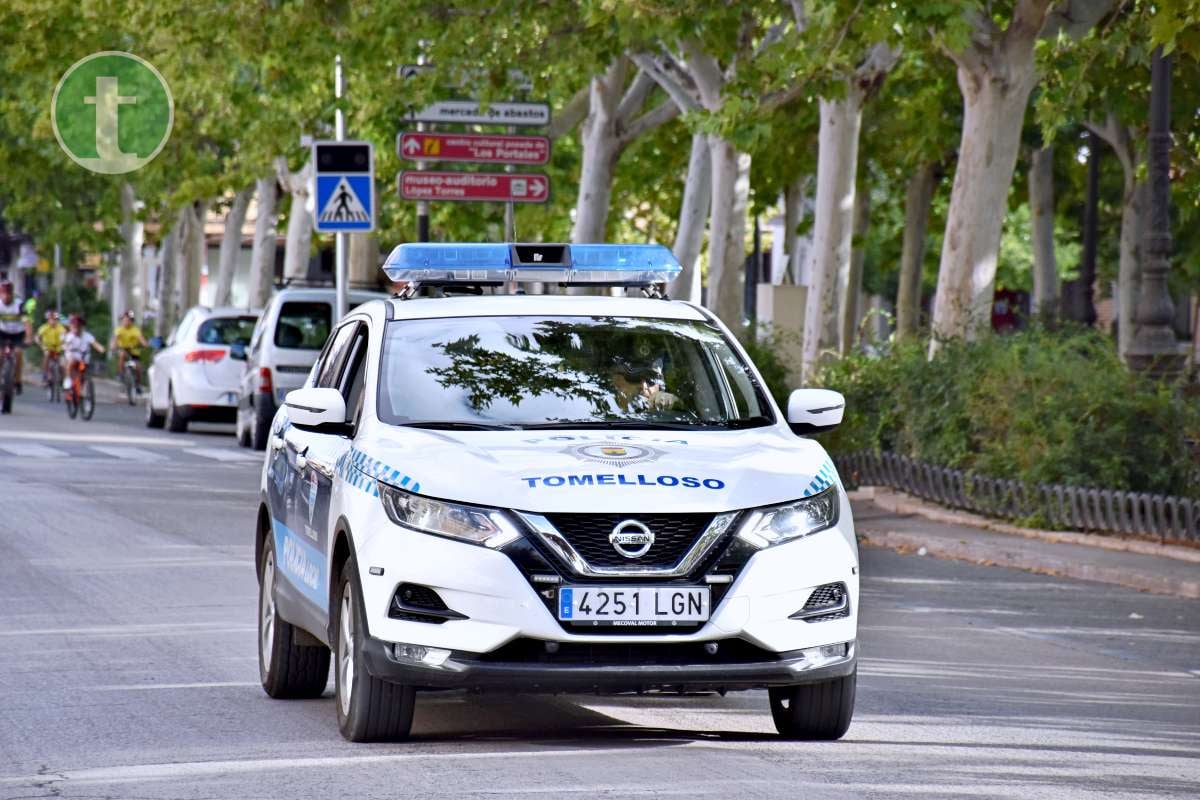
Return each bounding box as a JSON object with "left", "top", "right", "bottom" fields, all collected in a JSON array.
[
  {"left": 817, "top": 329, "right": 1200, "bottom": 498},
  {"left": 740, "top": 325, "right": 799, "bottom": 409}
]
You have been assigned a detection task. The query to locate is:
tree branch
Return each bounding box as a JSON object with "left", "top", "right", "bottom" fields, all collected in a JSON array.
[
  {"left": 616, "top": 69, "right": 656, "bottom": 124},
  {"left": 679, "top": 38, "right": 725, "bottom": 109},
  {"left": 1041, "top": 0, "right": 1117, "bottom": 40},
  {"left": 630, "top": 51, "right": 702, "bottom": 112},
  {"left": 548, "top": 85, "right": 591, "bottom": 139},
  {"left": 617, "top": 98, "right": 681, "bottom": 148}
]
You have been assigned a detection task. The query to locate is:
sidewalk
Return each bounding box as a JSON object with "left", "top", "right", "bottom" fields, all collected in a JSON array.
[{"left": 851, "top": 487, "right": 1200, "bottom": 599}]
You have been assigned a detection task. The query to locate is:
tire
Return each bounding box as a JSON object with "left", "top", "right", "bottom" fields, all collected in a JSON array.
[
  {"left": 335, "top": 557, "right": 415, "bottom": 742},
  {"left": 258, "top": 536, "right": 331, "bottom": 699},
  {"left": 145, "top": 394, "right": 165, "bottom": 428},
  {"left": 237, "top": 415, "right": 251, "bottom": 447},
  {"left": 47, "top": 361, "right": 62, "bottom": 403},
  {"left": 769, "top": 670, "right": 856, "bottom": 741},
  {"left": 1, "top": 354, "right": 13, "bottom": 414},
  {"left": 124, "top": 368, "right": 136, "bottom": 406},
  {"left": 250, "top": 397, "right": 271, "bottom": 451},
  {"left": 81, "top": 376, "right": 95, "bottom": 420},
  {"left": 165, "top": 387, "right": 188, "bottom": 433},
  {"left": 65, "top": 382, "right": 78, "bottom": 419}
]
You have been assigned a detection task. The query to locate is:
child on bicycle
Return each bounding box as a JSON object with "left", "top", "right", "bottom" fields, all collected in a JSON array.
[
  {"left": 36, "top": 309, "right": 67, "bottom": 387},
  {"left": 63, "top": 314, "right": 105, "bottom": 391},
  {"left": 110, "top": 311, "right": 147, "bottom": 394}
]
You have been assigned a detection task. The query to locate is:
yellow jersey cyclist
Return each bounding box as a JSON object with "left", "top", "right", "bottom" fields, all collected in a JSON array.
[
  {"left": 110, "top": 311, "right": 148, "bottom": 393},
  {"left": 36, "top": 309, "right": 67, "bottom": 387},
  {"left": 0, "top": 280, "right": 32, "bottom": 396}
]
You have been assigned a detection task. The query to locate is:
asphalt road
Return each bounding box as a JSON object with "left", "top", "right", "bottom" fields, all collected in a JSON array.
[{"left": 1, "top": 389, "right": 1198, "bottom": 799}]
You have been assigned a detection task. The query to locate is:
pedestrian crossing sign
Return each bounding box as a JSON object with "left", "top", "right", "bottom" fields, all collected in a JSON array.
[{"left": 312, "top": 141, "right": 375, "bottom": 232}]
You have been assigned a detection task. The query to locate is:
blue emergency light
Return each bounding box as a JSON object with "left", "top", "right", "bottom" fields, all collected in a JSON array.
[{"left": 381, "top": 243, "right": 681, "bottom": 287}]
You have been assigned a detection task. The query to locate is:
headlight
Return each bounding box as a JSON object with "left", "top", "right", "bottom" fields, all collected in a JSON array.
[
  {"left": 737, "top": 486, "right": 839, "bottom": 548},
  {"left": 378, "top": 482, "right": 522, "bottom": 549}
]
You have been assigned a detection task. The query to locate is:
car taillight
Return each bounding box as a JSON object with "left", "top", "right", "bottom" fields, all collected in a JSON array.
[
  {"left": 184, "top": 349, "right": 226, "bottom": 363},
  {"left": 258, "top": 367, "right": 273, "bottom": 393}
]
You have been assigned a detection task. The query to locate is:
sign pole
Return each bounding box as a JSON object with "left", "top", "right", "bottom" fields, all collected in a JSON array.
[
  {"left": 416, "top": 46, "right": 430, "bottom": 243},
  {"left": 53, "top": 243, "right": 62, "bottom": 313},
  {"left": 333, "top": 55, "right": 349, "bottom": 322}
]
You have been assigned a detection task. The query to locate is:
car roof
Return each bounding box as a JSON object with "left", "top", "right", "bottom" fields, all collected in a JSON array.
[
  {"left": 200, "top": 306, "right": 261, "bottom": 317},
  {"left": 382, "top": 294, "right": 710, "bottom": 322},
  {"left": 273, "top": 287, "right": 388, "bottom": 302}
]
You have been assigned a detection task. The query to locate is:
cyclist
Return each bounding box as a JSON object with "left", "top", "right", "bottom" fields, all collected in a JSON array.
[
  {"left": 0, "top": 280, "right": 32, "bottom": 395},
  {"left": 110, "top": 311, "right": 147, "bottom": 393},
  {"left": 36, "top": 309, "right": 67, "bottom": 386},
  {"left": 63, "top": 314, "right": 105, "bottom": 397}
]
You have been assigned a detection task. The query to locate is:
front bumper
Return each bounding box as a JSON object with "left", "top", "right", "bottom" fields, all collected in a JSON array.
[{"left": 361, "top": 636, "right": 857, "bottom": 693}]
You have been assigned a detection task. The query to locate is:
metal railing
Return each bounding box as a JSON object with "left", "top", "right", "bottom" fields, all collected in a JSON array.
[{"left": 835, "top": 451, "right": 1200, "bottom": 544}]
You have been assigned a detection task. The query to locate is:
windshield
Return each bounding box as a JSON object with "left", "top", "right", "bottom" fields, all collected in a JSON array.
[
  {"left": 378, "top": 316, "right": 774, "bottom": 430},
  {"left": 197, "top": 316, "right": 257, "bottom": 346}
]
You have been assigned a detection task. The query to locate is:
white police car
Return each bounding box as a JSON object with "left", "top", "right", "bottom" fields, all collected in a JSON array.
[{"left": 255, "top": 243, "right": 858, "bottom": 742}]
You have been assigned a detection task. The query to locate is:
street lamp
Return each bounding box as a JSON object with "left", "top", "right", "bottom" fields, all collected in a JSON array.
[{"left": 1128, "top": 47, "right": 1185, "bottom": 376}]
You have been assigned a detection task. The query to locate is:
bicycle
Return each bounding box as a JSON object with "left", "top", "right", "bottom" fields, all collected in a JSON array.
[
  {"left": 0, "top": 340, "right": 18, "bottom": 414},
  {"left": 119, "top": 349, "right": 140, "bottom": 406},
  {"left": 64, "top": 359, "right": 95, "bottom": 421},
  {"left": 44, "top": 350, "right": 63, "bottom": 403}
]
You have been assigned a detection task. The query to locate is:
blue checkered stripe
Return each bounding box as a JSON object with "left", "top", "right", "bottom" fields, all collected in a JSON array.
[
  {"left": 335, "top": 447, "right": 421, "bottom": 497},
  {"left": 803, "top": 459, "right": 837, "bottom": 497}
]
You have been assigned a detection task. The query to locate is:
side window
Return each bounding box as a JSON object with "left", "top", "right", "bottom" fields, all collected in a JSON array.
[
  {"left": 340, "top": 329, "right": 370, "bottom": 424},
  {"left": 316, "top": 322, "right": 360, "bottom": 389}
]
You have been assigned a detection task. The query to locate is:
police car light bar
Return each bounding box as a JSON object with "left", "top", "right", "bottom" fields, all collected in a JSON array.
[{"left": 381, "top": 243, "right": 681, "bottom": 286}]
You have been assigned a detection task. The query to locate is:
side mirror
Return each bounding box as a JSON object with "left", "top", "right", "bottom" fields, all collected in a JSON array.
[
  {"left": 229, "top": 343, "right": 247, "bottom": 361},
  {"left": 284, "top": 387, "right": 346, "bottom": 430},
  {"left": 787, "top": 388, "right": 845, "bottom": 435},
  {"left": 148, "top": 336, "right": 164, "bottom": 349}
]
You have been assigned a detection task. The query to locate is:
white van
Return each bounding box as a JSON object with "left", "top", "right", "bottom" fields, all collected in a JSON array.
[{"left": 234, "top": 287, "right": 386, "bottom": 449}]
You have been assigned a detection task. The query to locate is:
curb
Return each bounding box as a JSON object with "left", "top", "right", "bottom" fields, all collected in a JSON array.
[
  {"left": 856, "top": 528, "right": 1200, "bottom": 600},
  {"left": 848, "top": 486, "right": 1200, "bottom": 564}
]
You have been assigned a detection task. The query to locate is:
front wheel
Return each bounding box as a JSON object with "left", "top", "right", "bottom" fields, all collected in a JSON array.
[
  {"left": 258, "top": 536, "right": 330, "bottom": 699},
  {"left": 769, "top": 670, "right": 857, "bottom": 740},
  {"left": 65, "top": 379, "right": 78, "bottom": 419},
  {"left": 124, "top": 366, "right": 136, "bottom": 405},
  {"left": 335, "top": 557, "right": 415, "bottom": 742},
  {"left": 80, "top": 375, "right": 95, "bottom": 420}
]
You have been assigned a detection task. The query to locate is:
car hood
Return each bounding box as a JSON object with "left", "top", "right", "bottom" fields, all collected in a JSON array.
[{"left": 357, "top": 425, "right": 838, "bottom": 514}]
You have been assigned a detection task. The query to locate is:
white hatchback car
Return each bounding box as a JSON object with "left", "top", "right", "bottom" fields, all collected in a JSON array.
[
  {"left": 234, "top": 287, "right": 386, "bottom": 451},
  {"left": 255, "top": 243, "right": 857, "bottom": 743},
  {"left": 145, "top": 306, "right": 260, "bottom": 432}
]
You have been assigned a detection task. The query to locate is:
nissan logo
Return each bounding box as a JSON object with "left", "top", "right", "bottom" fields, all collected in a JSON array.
[{"left": 609, "top": 519, "right": 654, "bottom": 559}]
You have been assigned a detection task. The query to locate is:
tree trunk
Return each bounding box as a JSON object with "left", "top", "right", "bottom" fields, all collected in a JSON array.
[
  {"left": 706, "top": 136, "right": 749, "bottom": 329},
  {"left": 896, "top": 163, "right": 935, "bottom": 341},
  {"left": 348, "top": 234, "right": 379, "bottom": 289},
  {"left": 1117, "top": 180, "right": 1146, "bottom": 360},
  {"left": 155, "top": 209, "right": 185, "bottom": 337},
  {"left": 803, "top": 95, "right": 862, "bottom": 375},
  {"left": 930, "top": 58, "right": 1038, "bottom": 348},
  {"left": 179, "top": 201, "right": 207, "bottom": 310},
  {"left": 1028, "top": 145, "right": 1058, "bottom": 320},
  {"left": 838, "top": 185, "right": 870, "bottom": 355},
  {"left": 783, "top": 176, "right": 809, "bottom": 286},
  {"left": 249, "top": 175, "right": 278, "bottom": 309},
  {"left": 117, "top": 182, "right": 140, "bottom": 322},
  {"left": 278, "top": 158, "right": 314, "bottom": 283},
  {"left": 572, "top": 63, "right": 625, "bottom": 244},
  {"left": 214, "top": 186, "right": 253, "bottom": 307},
  {"left": 669, "top": 132, "right": 710, "bottom": 303}
]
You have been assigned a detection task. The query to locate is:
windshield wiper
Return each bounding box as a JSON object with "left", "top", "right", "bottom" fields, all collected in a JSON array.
[
  {"left": 711, "top": 416, "right": 774, "bottom": 429},
  {"left": 401, "top": 421, "right": 520, "bottom": 431}
]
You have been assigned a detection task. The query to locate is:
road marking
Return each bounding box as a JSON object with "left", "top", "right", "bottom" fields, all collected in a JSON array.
[
  {"left": 188, "top": 447, "right": 261, "bottom": 462},
  {"left": 0, "top": 430, "right": 194, "bottom": 447},
  {"left": 0, "top": 622, "right": 254, "bottom": 638},
  {"left": 92, "top": 681, "right": 259, "bottom": 691},
  {"left": 0, "top": 443, "right": 67, "bottom": 458},
  {"left": 88, "top": 445, "right": 167, "bottom": 462},
  {"left": 0, "top": 746, "right": 700, "bottom": 786}
]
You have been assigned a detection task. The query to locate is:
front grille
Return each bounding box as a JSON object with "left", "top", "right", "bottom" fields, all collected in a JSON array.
[
  {"left": 478, "top": 637, "right": 778, "bottom": 666},
  {"left": 540, "top": 512, "right": 715, "bottom": 569}
]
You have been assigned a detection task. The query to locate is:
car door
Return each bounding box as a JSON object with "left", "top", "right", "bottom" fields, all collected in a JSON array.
[{"left": 272, "top": 320, "right": 361, "bottom": 618}]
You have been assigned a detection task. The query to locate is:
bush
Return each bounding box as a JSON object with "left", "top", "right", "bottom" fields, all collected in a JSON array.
[
  {"left": 740, "top": 324, "right": 800, "bottom": 409},
  {"left": 816, "top": 327, "right": 1200, "bottom": 498}
]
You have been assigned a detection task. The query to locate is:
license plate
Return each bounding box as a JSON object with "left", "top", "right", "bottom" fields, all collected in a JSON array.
[{"left": 557, "top": 586, "right": 710, "bottom": 626}]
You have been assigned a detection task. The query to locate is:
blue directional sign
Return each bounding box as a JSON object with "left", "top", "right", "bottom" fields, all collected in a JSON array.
[{"left": 312, "top": 141, "right": 374, "bottom": 233}]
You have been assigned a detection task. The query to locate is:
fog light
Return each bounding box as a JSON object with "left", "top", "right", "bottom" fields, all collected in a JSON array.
[
  {"left": 392, "top": 643, "right": 451, "bottom": 667},
  {"left": 799, "top": 641, "right": 851, "bottom": 668}
]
